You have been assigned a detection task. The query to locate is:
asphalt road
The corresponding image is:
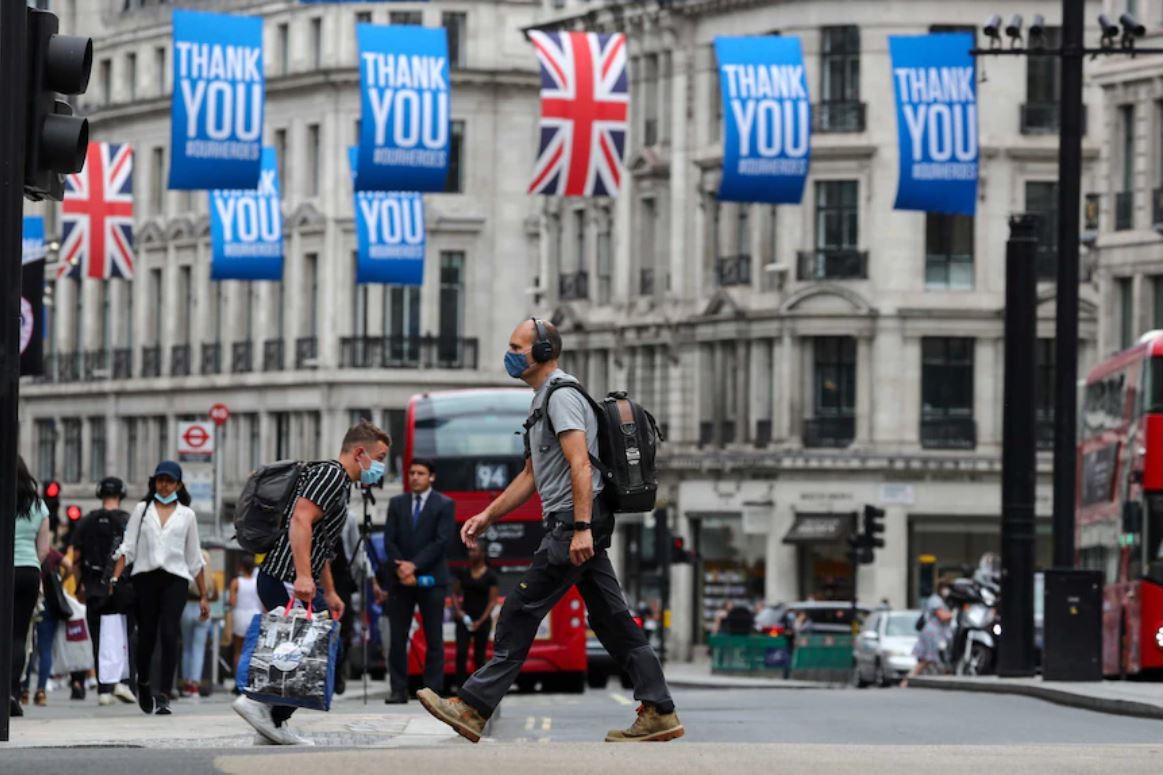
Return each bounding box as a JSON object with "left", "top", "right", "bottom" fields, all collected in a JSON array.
[{"left": 2, "top": 686, "right": 1159, "bottom": 775}]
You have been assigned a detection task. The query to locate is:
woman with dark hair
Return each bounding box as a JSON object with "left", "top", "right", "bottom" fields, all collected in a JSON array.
[
  {"left": 110, "top": 460, "right": 209, "bottom": 715},
  {"left": 9, "top": 456, "right": 50, "bottom": 717},
  {"left": 451, "top": 543, "right": 498, "bottom": 692}
]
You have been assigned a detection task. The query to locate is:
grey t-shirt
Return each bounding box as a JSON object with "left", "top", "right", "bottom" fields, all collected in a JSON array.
[{"left": 529, "top": 369, "right": 604, "bottom": 515}]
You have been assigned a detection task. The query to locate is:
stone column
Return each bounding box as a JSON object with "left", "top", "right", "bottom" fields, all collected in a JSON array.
[{"left": 856, "top": 335, "right": 873, "bottom": 444}]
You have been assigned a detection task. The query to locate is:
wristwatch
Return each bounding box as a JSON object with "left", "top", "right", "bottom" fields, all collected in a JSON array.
[{"left": 572, "top": 522, "right": 592, "bottom": 532}]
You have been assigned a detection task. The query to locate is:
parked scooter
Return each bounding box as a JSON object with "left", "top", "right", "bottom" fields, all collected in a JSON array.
[{"left": 947, "top": 565, "right": 1000, "bottom": 676}]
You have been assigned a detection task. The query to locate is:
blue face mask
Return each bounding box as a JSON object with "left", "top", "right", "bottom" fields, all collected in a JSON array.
[
  {"left": 504, "top": 350, "right": 530, "bottom": 379},
  {"left": 154, "top": 491, "right": 178, "bottom": 505},
  {"left": 360, "top": 456, "right": 386, "bottom": 486}
]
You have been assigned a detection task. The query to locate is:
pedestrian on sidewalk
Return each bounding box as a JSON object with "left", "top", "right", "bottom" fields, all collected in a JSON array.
[
  {"left": 228, "top": 555, "right": 262, "bottom": 690},
  {"left": 9, "top": 456, "right": 51, "bottom": 719},
  {"left": 232, "top": 420, "right": 389, "bottom": 746},
  {"left": 902, "top": 581, "right": 954, "bottom": 688},
  {"left": 451, "top": 543, "right": 499, "bottom": 692},
  {"left": 69, "top": 477, "right": 138, "bottom": 706},
  {"left": 417, "top": 318, "right": 684, "bottom": 744},
  {"left": 21, "top": 546, "right": 72, "bottom": 707},
  {"left": 179, "top": 549, "right": 218, "bottom": 697},
  {"left": 110, "top": 461, "right": 210, "bottom": 715}
]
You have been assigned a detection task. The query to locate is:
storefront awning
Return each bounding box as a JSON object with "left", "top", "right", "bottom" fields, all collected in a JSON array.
[{"left": 782, "top": 513, "right": 852, "bottom": 545}]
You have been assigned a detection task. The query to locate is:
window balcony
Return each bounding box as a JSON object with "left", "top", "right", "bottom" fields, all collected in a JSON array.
[
  {"left": 803, "top": 416, "right": 855, "bottom": 448},
  {"left": 558, "top": 271, "right": 589, "bottom": 301},
  {"left": 754, "top": 419, "right": 773, "bottom": 449},
  {"left": 716, "top": 255, "right": 752, "bottom": 287},
  {"left": 57, "top": 352, "right": 81, "bottom": 383},
  {"left": 112, "top": 348, "right": 132, "bottom": 380},
  {"left": 338, "top": 336, "right": 479, "bottom": 370},
  {"left": 295, "top": 336, "right": 318, "bottom": 369},
  {"left": 201, "top": 343, "right": 221, "bottom": 375},
  {"left": 263, "top": 339, "right": 285, "bottom": 371},
  {"left": 1020, "top": 102, "right": 1087, "bottom": 135},
  {"left": 640, "top": 267, "right": 655, "bottom": 296},
  {"left": 170, "top": 344, "right": 191, "bottom": 377},
  {"left": 697, "top": 420, "right": 737, "bottom": 448},
  {"left": 920, "top": 416, "right": 976, "bottom": 450},
  {"left": 83, "top": 350, "right": 109, "bottom": 380},
  {"left": 231, "top": 341, "right": 253, "bottom": 374},
  {"left": 1115, "top": 191, "right": 1133, "bottom": 231},
  {"left": 813, "top": 101, "right": 866, "bottom": 133},
  {"left": 141, "top": 346, "right": 161, "bottom": 378},
  {"left": 796, "top": 249, "right": 868, "bottom": 281}
]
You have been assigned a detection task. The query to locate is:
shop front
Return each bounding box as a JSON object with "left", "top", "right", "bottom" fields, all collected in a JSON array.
[{"left": 782, "top": 512, "right": 857, "bottom": 601}]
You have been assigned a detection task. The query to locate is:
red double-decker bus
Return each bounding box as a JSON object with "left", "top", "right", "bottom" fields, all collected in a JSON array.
[
  {"left": 396, "top": 388, "right": 587, "bottom": 692},
  {"left": 1078, "top": 332, "right": 1163, "bottom": 677}
]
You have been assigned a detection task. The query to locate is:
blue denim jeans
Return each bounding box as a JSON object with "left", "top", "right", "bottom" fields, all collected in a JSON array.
[{"left": 180, "top": 601, "right": 211, "bottom": 683}]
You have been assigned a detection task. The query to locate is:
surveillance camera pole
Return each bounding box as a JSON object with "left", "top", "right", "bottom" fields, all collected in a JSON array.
[{"left": 0, "top": 1, "right": 29, "bottom": 744}]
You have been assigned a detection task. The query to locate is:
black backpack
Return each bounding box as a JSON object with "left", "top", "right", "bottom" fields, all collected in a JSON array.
[
  {"left": 78, "top": 509, "right": 128, "bottom": 581},
  {"left": 233, "top": 460, "right": 308, "bottom": 553},
  {"left": 528, "top": 379, "right": 664, "bottom": 514}
]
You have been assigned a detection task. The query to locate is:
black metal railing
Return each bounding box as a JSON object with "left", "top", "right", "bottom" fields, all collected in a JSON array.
[
  {"left": 1115, "top": 191, "right": 1133, "bottom": 231},
  {"left": 263, "top": 339, "right": 285, "bottom": 371},
  {"left": 559, "top": 271, "right": 589, "bottom": 301},
  {"left": 201, "top": 343, "right": 221, "bottom": 375},
  {"left": 170, "top": 344, "right": 191, "bottom": 377},
  {"left": 640, "top": 268, "right": 655, "bottom": 296},
  {"left": 920, "top": 416, "right": 977, "bottom": 450},
  {"left": 231, "top": 341, "right": 253, "bottom": 374},
  {"left": 796, "top": 249, "right": 868, "bottom": 281},
  {"left": 112, "top": 348, "right": 132, "bottom": 380},
  {"left": 716, "top": 255, "right": 752, "bottom": 287},
  {"left": 338, "top": 336, "right": 480, "bottom": 370},
  {"left": 813, "top": 101, "right": 866, "bottom": 133},
  {"left": 295, "top": 337, "right": 318, "bottom": 369},
  {"left": 141, "top": 346, "right": 161, "bottom": 378},
  {"left": 803, "top": 416, "right": 855, "bottom": 448},
  {"left": 698, "top": 421, "right": 715, "bottom": 447},
  {"left": 754, "top": 419, "right": 773, "bottom": 449},
  {"left": 83, "top": 349, "right": 108, "bottom": 380},
  {"left": 57, "top": 352, "right": 81, "bottom": 383},
  {"left": 1154, "top": 188, "right": 1163, "bottom": 229},
  {"left": 1020, "top": 102, "right": 1087, "bottom": 135},
  {"left": 697, "top": 420, "right": 737, "bottom": 447},
  {"left": 1036, "top": 413, "right": 1055, "bottom": 451}
]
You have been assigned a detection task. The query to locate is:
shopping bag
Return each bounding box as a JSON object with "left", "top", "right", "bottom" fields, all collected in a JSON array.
[
  {"left": 53, "top": 594, "right": 93, "bottom": 673},
  {"left": 237, "top": 602, "right": 339, "bottom": 711},
  {"left": 98, "top": 614, "right": 129, "bottom": 685}
]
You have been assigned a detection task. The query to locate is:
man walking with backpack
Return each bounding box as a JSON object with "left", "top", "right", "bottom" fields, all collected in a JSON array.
[
  {"left": 68, "top": 477, "right": 137, "bottom": 706},
  {"left": 232, "top": 420, "right": 391, "bottom": 745},
  {"left": 418, "top": 318, "right": 682, "bottom": 743}
]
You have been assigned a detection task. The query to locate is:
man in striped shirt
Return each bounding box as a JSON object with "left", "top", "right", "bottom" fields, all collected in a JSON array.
[{"left": 234, "top": 420, "right": 391, "bottom": 746}]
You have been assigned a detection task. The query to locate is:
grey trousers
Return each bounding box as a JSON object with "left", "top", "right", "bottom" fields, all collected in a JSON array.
[{"left": 458, "top": 515, "right": 674, "bottom": 718}]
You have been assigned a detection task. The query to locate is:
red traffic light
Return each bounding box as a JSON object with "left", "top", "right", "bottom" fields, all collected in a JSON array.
[
  {"left": 66, "top": 504, "right": 82, "bottom": 521},
  {"left": 673, "top": 536, "right": 685, "bottom": 551},
  {"left": 44, "top": 481, "right": 60, "bottom": 499}
]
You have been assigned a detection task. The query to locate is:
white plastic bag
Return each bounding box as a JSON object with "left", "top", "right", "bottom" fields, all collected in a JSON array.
[
  {"left": 53, "top": 594, "right": 93, "bottom": 673},
  {"left": 98, "top": 614, "right": 129, "bottom": 685}
]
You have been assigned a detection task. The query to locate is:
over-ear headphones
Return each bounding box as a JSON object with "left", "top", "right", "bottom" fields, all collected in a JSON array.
[
  {"left": 96, "top": 477, "right": 128, "bottom": 500},
  {"left": 530, "top": 317, "right": 553, "bottom": 363}
]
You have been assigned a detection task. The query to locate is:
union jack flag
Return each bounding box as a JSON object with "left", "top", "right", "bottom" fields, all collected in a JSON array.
[
  {"left": 59, "top": 142, "right": 135, "bottom": 280},
  {"left": 528, "top": 31, "right": 628, "bottom": 198}
]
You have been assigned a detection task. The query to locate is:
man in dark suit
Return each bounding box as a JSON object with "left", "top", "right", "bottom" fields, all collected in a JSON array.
[{"left": 377, "top": 457, "right": 455, "bottom": 704}]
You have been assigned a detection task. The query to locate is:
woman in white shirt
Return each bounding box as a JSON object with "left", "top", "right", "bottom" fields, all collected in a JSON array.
[{"left": 111, "top": 460, "right": 209, "bottom": 716}]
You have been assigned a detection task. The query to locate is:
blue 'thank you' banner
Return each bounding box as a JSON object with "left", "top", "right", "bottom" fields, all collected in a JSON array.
[
  {"left": 715, "top": 36, "right": 811, "bottom": 204},
  {"left": 349, "top": 147, "right": 425, "bottom": 285},
  {"left": 170, "top": 9, "right": 264, "bottom": 190},
  {"left": 210, "top": 147, "right": 283, "bottom": 280},
  {"left": 356, "top": 24, "right": 450, "bottom": 192},
  {"left": 22, "top": 215, "right": 45, "bottom": 265},
  {"left": 889, "top": 33, "right": 978, "bottom": 216}
]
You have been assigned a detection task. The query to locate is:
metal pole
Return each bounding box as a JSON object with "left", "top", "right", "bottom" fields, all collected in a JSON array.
[
  {"left": 1052, "top": 0, "right": 1084, "bottom": 569},
  {"left": 213, "top": 424, "right": 223, "bottom": 538},
  {"left": 0, "top": 0, "right": 29, "bottom": 743},
  {"left": 999, "top": 214, "right": 1038, "bottom": 677}
]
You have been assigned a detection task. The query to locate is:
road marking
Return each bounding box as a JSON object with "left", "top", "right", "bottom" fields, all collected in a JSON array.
[
  {"left": 609, "top": 692, "right": 634, "bottom": 706},
  {"left": 541, "top": 717, "right": 552, "bottom": 732},
  {"left": 525, "top": 716, "right": 535, "bottom": 731}
]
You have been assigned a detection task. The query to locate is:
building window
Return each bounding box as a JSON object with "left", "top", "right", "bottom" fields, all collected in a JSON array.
[
  {"left": 1118, "top": 277, "right": 1134, "bottom": 351},
  {"left": 816, "top": 180, "right": 858, "bottom": 249},
  {"left": 99, "top": 58, "right": 112, "bottom": 103},
  {"left": 307, "top": 123, "right": 321, "bottom": 197},
  {"left": 385, "top": 286, "right": 421, "bottom": 338},
  {"left": 443, "top": 12, "right": 467, "bottom": 69},
  {"left": 247, "top": 414, "right": 261, "bottom": 472},
  {"left": 1152, "top": 275, "right": 1163, "bottom": 329},
  {"left": 157, "top": 416, "right": 169, "bottom": 462},
  {"left": 90, "top": 417, "right": 106, "bottom": 480},
  {"left": 63, "top": 418, "right": 82, "bottom": 483},
  {"left": 1117, "top": 105, "right": 1135, "bottom": 231},
  {"left": 305, "top": 253, "right": 319, "bottom": 337},
  {"left": 124, "top": 417, "right": 138, "bottom": 482},
  {"left": 151, "top": 146, "right": 164, "bottom": 214},
  {"left": 310, "top": 17, "right": 323, "bottom": 69},
  {"left": 709, "top": 49, "right": 721, "bottom": 143},
  {"left": 925, "top": 214, "right": 974, "bottom": 289},
  {"left": 439, "top": 252, "right": 466, "bottom": 362},
  {"left": 1024, "top": 27, "right": 1062, "bottom": 133},
  {"left": 597, "top": 211, "right": 612, "bottom": 304},
  {"left": 1025, "top": 181, "right": 1058, "bottom": 280},
  {"left": 126, "top": 51, "right": 137, "bottom": 101},
  {"left": 356, "top": 11, "right": 372, "bottom": 25},
  {"left": 277, "top": 22, "right": 289, "bottom": 74},
  {"left": 391, "top": 11, "right": 423, "bottom": 26},
  {"left": 99, "top": 282, "right": 112, "bottom": 353},
  {"left": 383, "top": 408, "right": 407, "bottom": 478},
  {"left": 445, "top": 120, "right": 465, "bottom": 193},
  {"left": 154, "top": 45, "right": 167, "bottom": 95},
  {"left": 921, "top": 337, "right": 975, "bottom": 449},
  {"left": 640, "top": 198, "right": 656, "bottom": 295},
  {"left": 36, "top": 419, "right": 57, "bottom": 483},
  {"left": 821, "top": 26, "right": 859, "bottom": 103},
  {"left": 352, "top": 253, "right": 368, "bottom": 337},
  {"left": 574, "top": 209, "right": 586, "bottom": 271},
  {"left": 178, "top": 266, "right": 192, "bottom": 344},
  {"left": 274, "top": 412, "right": 291, "bottom": 460},
  {"left": 806, "top": 337, "right": 856, "bottom": 448},
  {"left": 273, "top": 128, "right": 287, "bottom": 195},
  {"left": 642, "top": 54, "right": 659, "bottom": 146},
  {"left": 1035, "top": 338, "right": 1055, "bottom": 450}
]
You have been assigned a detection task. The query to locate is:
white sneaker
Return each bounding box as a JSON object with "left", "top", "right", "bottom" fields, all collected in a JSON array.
[
  {"left": 268, "top": 725, "right": 315, "bottom": 746},
  {"left": 112, "top": 684, "right": 137, "bottom": 704},
  {"left": 97, "top": 694, "right": 114, "bottom": 707},
  {"left": 232, "top": 696, "right": 280, "bottom": 744}
]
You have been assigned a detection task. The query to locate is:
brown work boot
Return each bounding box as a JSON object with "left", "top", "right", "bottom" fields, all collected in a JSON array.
[
  {"left": 416, "top": 688, "right": 487, "bottom": 743},
  {"left": 605, "top": 704, "right": 685, "bottom": 742}
]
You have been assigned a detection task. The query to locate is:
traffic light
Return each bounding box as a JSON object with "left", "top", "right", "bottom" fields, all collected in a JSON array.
[
  {"left": 670, "top": 535, "right": 693, "bottom": 565},
  {"left": 862, "top": 504, "right": 886, "bottom": 549},
  {"left": 65, "top": 504, "right": 82, "bottom": 522},
  {"left": 23, "top": 7, "right": 92, "bottom": 201},
  {"left": 848, "top": 533, "right": 875, "bottom": 565},
  {"left": 43, "top": 480, "right": 60, "bottom": 519}
]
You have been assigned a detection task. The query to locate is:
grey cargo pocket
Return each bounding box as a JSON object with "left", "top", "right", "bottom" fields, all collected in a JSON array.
[{"left": 546, "top": 526, "right": 572, "bottom": 566}]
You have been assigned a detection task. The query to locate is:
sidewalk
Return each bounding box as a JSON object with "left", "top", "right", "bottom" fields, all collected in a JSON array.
[
  {"left": 908, "top": 674, "right": 1163, "bottom": 720},
  {"left": 664, "top": 654, "right": 825, "bottom": 689}
]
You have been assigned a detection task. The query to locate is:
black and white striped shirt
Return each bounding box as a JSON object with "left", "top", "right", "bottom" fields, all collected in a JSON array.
[{"left": 261, "top": 460, "right": 352, "bottom": 583}]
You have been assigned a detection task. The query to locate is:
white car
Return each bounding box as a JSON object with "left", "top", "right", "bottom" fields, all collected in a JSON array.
[{"left": 852, "top": 609, "right": 920, "bottom": 687}]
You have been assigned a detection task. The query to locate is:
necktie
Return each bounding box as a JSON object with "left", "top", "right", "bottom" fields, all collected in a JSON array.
[{"left": 412, "top": 495, "right": 422, "bottom": 528}]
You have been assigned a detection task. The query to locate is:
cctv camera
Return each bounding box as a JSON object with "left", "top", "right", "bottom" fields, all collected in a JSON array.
[
  {"left": 984, "top": 14, "right": 1002, "bottom": 39},
  {"left": 1028, "top": 14, "right": 1046, "bottom": 40},
  {"left": 1005, "top": 14, "right": 1023, "bottom": 39},
  {"left": 1120, "top": 12, "right": 1147, "bottom": 38},
  {"left": 1098, "top": 13, "right": 1120, "bottom": 39}
]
